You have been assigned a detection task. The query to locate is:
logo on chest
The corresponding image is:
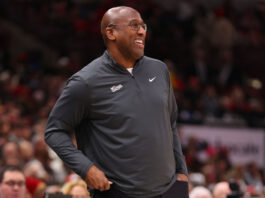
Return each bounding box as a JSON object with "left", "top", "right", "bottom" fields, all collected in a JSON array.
[
  {"left": 149, "top": 77, "right": 156, "bottom": 82},
  {"left": 110, "top": 84, "right": 123, "bottom": 93}
]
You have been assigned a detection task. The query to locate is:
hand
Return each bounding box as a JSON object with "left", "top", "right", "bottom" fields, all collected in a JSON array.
[
  {"left": 85, "top": 165, "right": 113, "bottom": 191},
  {"left": 177, "top": 174, "right": 189, "bottom": 182}
]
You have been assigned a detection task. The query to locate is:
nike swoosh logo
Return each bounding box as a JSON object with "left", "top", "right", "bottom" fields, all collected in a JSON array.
[{"left": 149, "top": 77, "right": 156, "bottom": 82}]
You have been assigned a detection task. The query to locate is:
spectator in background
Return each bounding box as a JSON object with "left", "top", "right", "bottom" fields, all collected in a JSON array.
[
  {"left": 186, "top": 48, "right": 213, "bottom": 85},
  {"left": 202, "top": 163, "right": 217, "bottom": 187},
  {"left": 0, "top": 121, "right": 11, "bottom": 148},
  {"left": 26, "top": 177, "right": 46, "bottom": 198},
  {"left": 45, "top": 184, "right": 61, "bottom": 194},
  {"left": 201, "top": 85, "right": 221, "bottom": 118},
  {"left": 182, "top": 76, "right": 203, "bottom": 122},
  {"left": 1, "top": 141, "right": 21, "bottom": 166},
  {"left": 0, "top": 165, "right": 27, "bottom": 198},
  {"left": 210, "top": 7, "right": 237, "bottom": 50},
  {"left": 193, "top": 5, "right": 215, "bottom": 50},
  {"left": 244, "top": 162, "right": 263, "bottom": 194},
  {"left": 32, "top": 134, "right": 55, "bottom": 183},
  {"left": 61, "top": 180, "right": 90, "bottom": 198},
  {"left": 213, "top": 50, "right": 243, "bottom": 88},
  {"left": 164, "top": 59, "right": 186, "bottom": 92},
  {"left": 189, "top": 173, "right": 206, "bottom": 188},
  {"left": 24, "top": 159, "right": 50, "bottom": 183},
  {"left": 227, "top": 165, "right": 246, "bottom": 186},
  {"left": 18, "top": 140, "right": 34, "bottom": 165},
  {"left": 185, "top": 137, "right": 203, "bottom": 173},
  {"left": 213, "top": 181, "right": 231, "bottom": 198},
  {"left": 189, "top": 186, "right": 213, "bottom": 198}
]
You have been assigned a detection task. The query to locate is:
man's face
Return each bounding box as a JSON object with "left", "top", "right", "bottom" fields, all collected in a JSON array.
[
  {"left": 0, "top": 171, "right": 26, "bottom": 198},
  {"left": 113, "top": 9, "right": 146, "bottom": 61}
]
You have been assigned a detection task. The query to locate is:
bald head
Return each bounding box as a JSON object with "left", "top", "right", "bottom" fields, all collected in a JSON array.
[
  {"left": 100, "top": 6, "right": 141, "bottom": 45},
  {"left": 213, "top": 182, "right": 231, "bottom": 198}
]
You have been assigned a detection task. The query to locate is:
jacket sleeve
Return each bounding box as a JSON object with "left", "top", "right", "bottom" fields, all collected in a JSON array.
[
  {"left": 44, "top": 75, "right": 93, "bottom": 179},
  {"left": 167, "top": 71, "right": 188, "bottom": 176}
]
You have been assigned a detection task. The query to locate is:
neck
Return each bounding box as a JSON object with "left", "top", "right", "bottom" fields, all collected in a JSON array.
[{"left": 108, "top": 49, "right": 136, "bottom": 68}]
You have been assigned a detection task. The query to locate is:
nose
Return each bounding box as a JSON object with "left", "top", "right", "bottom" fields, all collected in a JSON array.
[{"left": 13, "top": 184, "right": 20, "bottom": 191}]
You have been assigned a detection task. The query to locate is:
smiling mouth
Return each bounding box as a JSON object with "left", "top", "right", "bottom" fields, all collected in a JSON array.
[{"left": 135, "top": 39, "right": 144, "bottom": 48}]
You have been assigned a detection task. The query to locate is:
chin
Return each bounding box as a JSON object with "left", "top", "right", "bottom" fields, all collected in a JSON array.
[{"left": 134, "top": 50, "right": 144, "bottom": 59}]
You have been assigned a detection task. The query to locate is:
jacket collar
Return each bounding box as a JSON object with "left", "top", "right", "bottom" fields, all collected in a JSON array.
[{"left": 102, "top": 50, "right": 144, "bottom": 74}]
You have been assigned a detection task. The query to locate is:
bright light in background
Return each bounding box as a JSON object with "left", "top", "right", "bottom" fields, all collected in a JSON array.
[{"left": 248, "top": 78, "right": 263, "bottom": 90}]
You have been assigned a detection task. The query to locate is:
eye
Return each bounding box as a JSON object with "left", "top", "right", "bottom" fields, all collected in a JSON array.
[{"left": 130, "top": 22, "right": 139, "bottom": 30}]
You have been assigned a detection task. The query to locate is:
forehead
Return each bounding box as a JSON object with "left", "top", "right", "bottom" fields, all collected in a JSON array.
[
  {"left": 3, "top": 171, "right": 25, "bottom": 181},
  {"left": 70, "top": 185, "right": 87, "bottom": 194},
  {"left": 113, "top": 8, "right": 143, "bottom": 23}
]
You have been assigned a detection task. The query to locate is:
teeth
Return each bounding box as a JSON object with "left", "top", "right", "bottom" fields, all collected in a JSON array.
[{"left": 135, "top": 40, "right": 143, "bottom": 44}]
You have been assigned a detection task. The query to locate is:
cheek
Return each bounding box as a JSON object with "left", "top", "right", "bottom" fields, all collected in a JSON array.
[
  {"left": 20, "top": 187, "right": 26, "bottom": 192},
  {"left": 1, "top": 186, "right": 11, "bottom": 195},
  {"left": 122, "top": 36, "right": 134, "bottom": 46},
  {"left": 119, "top": 31, "right": 134, "bottom": 44}
]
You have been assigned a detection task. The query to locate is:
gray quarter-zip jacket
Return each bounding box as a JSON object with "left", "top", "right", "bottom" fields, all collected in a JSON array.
[{"left": 45, "top": 51, "right": 188, "bottom": 198}]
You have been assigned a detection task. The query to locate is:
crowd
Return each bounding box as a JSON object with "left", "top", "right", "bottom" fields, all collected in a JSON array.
[
  {"left": 1, "top": 0, "right": 264, "bottom": 127},
  {"left": 0, "top": 0, "right": 264, "bottom": 198}
]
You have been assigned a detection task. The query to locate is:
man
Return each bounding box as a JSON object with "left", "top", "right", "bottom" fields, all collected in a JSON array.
[
  {"left": 0, "top": 165, "right": 27, "bottom": 198},
  {"left": 189, "top": 186, "right": 213, "bottom": 198},
  {"left": 45, "top": 6, "right": 188, "bottom": 198},
  {"left": 213, "top": 182, "right": 231, "bottom": 198}
]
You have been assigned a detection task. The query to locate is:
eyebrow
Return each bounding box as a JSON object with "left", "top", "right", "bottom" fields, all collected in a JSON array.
[{"left": 3, "top": 180, "right": 25, "bottom": 182}]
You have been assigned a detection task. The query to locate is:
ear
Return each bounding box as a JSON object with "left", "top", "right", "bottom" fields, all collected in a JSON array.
[{"left": 106, "top": 27, "right": 116, "bottom": 41}]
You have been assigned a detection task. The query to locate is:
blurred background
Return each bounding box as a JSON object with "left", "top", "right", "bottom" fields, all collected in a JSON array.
[{"left": 0, "top": 0, "right": 264, "bottom": 198}]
